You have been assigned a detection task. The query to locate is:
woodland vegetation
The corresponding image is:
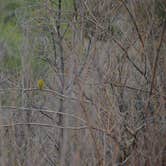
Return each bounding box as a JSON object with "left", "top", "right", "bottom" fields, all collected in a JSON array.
[{"left": 0, "top": 0, "right": 166, "bottom": 165}]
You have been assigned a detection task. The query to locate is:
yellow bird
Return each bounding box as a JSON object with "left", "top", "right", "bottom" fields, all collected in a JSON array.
[{"left": 37, "top": 79, "right": 45, "bottom": 90}]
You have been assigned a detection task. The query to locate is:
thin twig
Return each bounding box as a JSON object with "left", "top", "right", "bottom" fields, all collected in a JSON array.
[
  {"left": 149, "top": 20, "right": 166, "bottom": 97},
  {"left": 0, "top": 106, "right": 86, "bottom": 124},
  {"left": 80, "top": 102, "right": 103, "bottom": 165},
  {"left": 0, "top": 122, "right": 87, "bottom": 130},
  {"left": 120, "top": 0, "right": 144, "bottom": 48},
  {"left": 113, "top": 38, "right": 147, "bottom": 80}
]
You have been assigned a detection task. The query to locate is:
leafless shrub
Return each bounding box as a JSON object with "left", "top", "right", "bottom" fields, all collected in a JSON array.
[{"left": 0, "top": 0, "right": 165, "bottom": 165}]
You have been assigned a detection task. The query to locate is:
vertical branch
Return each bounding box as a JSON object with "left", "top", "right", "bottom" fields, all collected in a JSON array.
[
  {"left": 57, "top": 0, "right": 64, "bottom": 130},
  {"left": 51, "top": 31, "right": 57, "bottom": 64},
  {"left": 149, "top": 20, "right": 166, "bottom": 97},
  {"left": 57, "top": 0, "right": 62, "bottom": 38},
  {"left": 103, "top": 133, "right": 106, "bottom": 166},
  {"left": 144, "top": 20, "right": 166, "bottom": 116},
  {"left": 21, "top": 27, "right": 32, "bottom": 166},
  {"left": 121, "top": 0, "right": 144, "bottom": 48},
  {"left": 56, "top": 0, "right": 65, "bottom": 164},
  {"left": 73, "top": 0, "right": 78, "bottom": 20},
  {"left": 80, "top": 102, "right": 103, "bottom": 165}
]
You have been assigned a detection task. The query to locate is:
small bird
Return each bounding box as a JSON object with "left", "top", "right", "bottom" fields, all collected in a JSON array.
[{"left": 37, "top": 79, "right": 45, "bottom": 90}]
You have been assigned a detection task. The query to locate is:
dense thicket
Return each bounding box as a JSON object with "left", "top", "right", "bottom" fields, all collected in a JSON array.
[{"left": 0, "top": 0, "right": 165, "bottom": 165}]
